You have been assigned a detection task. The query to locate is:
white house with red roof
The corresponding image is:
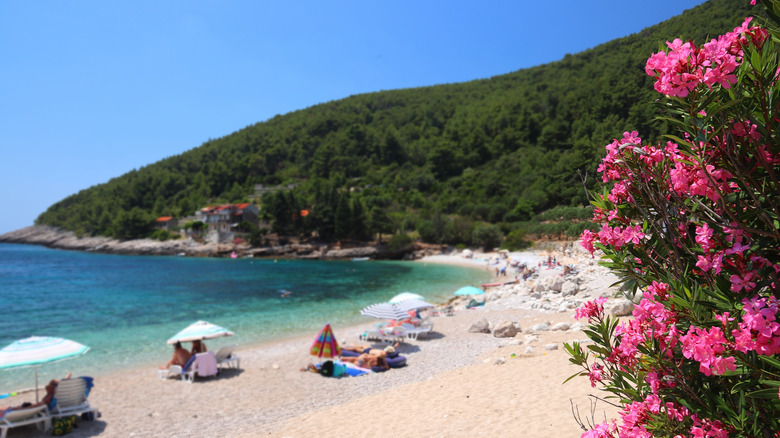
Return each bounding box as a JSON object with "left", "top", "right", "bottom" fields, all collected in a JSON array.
[{"left": 195, "top": 203, "right": 259, "bottom": 233}]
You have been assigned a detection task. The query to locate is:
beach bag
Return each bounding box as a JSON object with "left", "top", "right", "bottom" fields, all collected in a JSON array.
[{"left": 52, "top": 415, "right": 75, "bottom": 436}]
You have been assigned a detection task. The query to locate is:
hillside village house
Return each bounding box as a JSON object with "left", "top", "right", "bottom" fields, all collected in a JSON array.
[
  {"left": 155, "top": 216, "right": 178, "bottom": 231},
  {"left": 195, "top": 203, "right": 259, "bottom": 232}
]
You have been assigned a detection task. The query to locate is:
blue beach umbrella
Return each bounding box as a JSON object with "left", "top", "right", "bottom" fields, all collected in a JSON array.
[
  {"left": 453, "top": 286, "right": 485, "bottom": 296},
  {"left": 167, "top": 320, "right": 234, "bottom": 344},
  {"left": 0, "top": 336, "right": 89, "bottom": 402}
]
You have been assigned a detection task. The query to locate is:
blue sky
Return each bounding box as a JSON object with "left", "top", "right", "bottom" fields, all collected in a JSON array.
[{"left": 0, "top": 0, "right": 709, "bottom": 234}]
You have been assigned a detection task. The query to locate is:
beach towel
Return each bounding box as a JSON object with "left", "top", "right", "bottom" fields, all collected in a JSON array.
[{"left": 194, "top": 352, "right": 218, "bottom": 377}]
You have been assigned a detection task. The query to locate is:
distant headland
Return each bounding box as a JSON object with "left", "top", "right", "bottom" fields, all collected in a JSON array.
[{"left": 0, "top": 225, "right": 446, "bottom": 260}]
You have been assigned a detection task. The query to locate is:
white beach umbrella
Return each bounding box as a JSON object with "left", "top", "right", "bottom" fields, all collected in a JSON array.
[
  {"left": 360, "top": 302, "right": 408, "bottom": 321},
  {"left": 388, "top": 292, "right": 424, "bottom": 304},
  {"left": 0, "top": 336, "right": 89, "bottom": 402},
  {"left": 167, "top": 320, "right": 234, "bottom": 344},
  {"left": 394, "top": 299, "right": 436, "bottom": 313}
]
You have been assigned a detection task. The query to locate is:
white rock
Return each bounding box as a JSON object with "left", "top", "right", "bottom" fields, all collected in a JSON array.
[
  {"left": 532, "top": 322, "right": 550, "bottom": 332},
  {"left": 545, "top": 343, "right": 559, "bottom": 351},
  {"left": 524, "top": 346, "right": 535, "bottom": 354},
  {"left": 551, "top": 322, "right": 571, "bottom": 331},
  {"left": 608, "top": 299, "right": 635, "bottom": 316},
  {"left": 494, "top": 357, "right": 506, "bottom": 365},
  {"left": 561, "top": 281, "right": 579, "bottom": 296}
]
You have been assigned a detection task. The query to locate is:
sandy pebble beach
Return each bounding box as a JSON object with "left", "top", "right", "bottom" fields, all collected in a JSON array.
[{"left": 6, "top": 244, "right": 625, "bottom": 438}]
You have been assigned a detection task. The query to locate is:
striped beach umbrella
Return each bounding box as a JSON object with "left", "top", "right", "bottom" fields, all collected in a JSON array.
[
  {"left": 394, "top": 299, "right": 435, "bottom": 313},
  {"left": 360, "top": 302, "right": 408, "bottom": 321},
  {"left": 167, "top": 321, "right": 234, "bottom": 344},
  {"left": 0, "top": 336, "right": 89, "bottom": 402},
  {"left": 310, "top": 324, "right": 341, "bottom": 358},
  {"left": 388, "top": 292, "right": 425, "bottom": 304}
]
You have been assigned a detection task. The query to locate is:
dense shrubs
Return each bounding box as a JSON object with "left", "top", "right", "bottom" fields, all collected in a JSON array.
[{"left": 566, "top": 6, "right": 780, "bottom": 436}]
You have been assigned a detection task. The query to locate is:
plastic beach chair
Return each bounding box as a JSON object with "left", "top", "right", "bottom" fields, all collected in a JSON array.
[
  {"left": 157, "top": 364, "right": 184, "bottom": 380},
  {"left": 215, "top": 345, "right": 240, "bottom": 370},
  {"left": 0, "top": 405, "right": 51, "bottom": 438},
  {"left": 182, "top": 352, "right": 218, "bottom": 383},
  {"left": 48, "top": 377, "right": 99, "bottom": 420}
]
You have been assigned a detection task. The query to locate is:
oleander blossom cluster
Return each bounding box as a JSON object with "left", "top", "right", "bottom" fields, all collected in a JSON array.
[
  {"left": 645, "top": 17, "right": 767, "bottom": 97},
  {"left": 569, "top": 7, "right": 780, "bottom": 437}
]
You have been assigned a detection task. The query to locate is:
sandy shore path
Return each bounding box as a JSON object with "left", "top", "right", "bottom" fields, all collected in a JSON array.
[{"left": 7, "top": 245, "right": 623, "bottom": 437}]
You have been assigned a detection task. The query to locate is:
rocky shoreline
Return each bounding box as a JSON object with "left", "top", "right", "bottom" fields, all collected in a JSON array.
[{"left": 0, "top": 225, "right": 442, "bottom": 259}]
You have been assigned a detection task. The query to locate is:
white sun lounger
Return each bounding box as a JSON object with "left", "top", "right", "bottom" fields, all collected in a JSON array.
[
  {"left": 0, "top": 405, "right": 51, "bottom": 438},
  {"left": 215, "top": 345, "right": 240, "bottom": 370},
  {"left": 49, "top": 378, "right": 99, "bottom": 420}
]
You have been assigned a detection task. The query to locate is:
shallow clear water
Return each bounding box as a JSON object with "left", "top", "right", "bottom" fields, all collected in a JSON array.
[{"left": 0, "top": 243, "right": 489, "bottom": 393}]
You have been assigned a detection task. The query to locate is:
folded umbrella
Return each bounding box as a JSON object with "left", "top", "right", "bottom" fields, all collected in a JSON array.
[{"left": 310, "top": 324, "right": 341, "bottom": 358}]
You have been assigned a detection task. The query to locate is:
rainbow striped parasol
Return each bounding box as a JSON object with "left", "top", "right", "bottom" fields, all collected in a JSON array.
[{"left": 310, "top": 324, "right": 341, "bottom": 358}]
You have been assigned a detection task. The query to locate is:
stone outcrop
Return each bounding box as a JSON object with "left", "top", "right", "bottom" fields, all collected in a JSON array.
[
  {"left": 468, "top": 318, "right": 491, "bottom": 334},
  {"left": 492, "top": 321, "right": 519, "bottom": 338}
]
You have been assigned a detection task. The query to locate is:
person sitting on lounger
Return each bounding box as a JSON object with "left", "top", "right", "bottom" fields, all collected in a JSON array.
[
  {"left": 190, "top": 339, "right": 207, "bottom": 355},
  {"left": 0, "top": 372, "right": 72, "bottom": 414},
  {"left": 159, "top": 342, "right": 191, "bottom": 369}
]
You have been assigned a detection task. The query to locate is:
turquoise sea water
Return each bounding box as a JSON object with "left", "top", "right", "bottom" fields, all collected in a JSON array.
[{"left": 0, "top": 243, "right": 489, "bottom": 393}]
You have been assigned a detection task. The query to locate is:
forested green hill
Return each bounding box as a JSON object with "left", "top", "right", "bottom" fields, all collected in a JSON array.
[{"left": 36, "top": 0, "right": 759, "bottom": 244}]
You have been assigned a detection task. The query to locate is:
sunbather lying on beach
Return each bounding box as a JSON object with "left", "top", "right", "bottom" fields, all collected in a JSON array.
[
  {"left": 339, "top": 353, "right": 390, "bottom": 370},
  {"left": 300, "top": 360, "right": 371, "bottom": 377},
  {"left": 341, "top": 342, "right": 399, "bottom": 357}
]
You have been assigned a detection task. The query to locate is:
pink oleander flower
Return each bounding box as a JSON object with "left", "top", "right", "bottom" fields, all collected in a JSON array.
[
  {"left": 575, "top": 297, "right": 608, "bottom": 320},
  {"left": 730, "top": 272, "right": 757, "bottom": 293},
  {"left": 695, "top": 224, "right": 715, "bottom": 252},
  {"left": 690, "top": 415, "right": 729, "bottom": 438},
  {"left": 646, "top": 281, "right": 670, "bottom": 299},
  {"left": 580, "top": 229, "right": 597, "bottom": 256},
  {"left": 618, "top": 401, "right": 653, "bottom": 438},
  {"left": 581, "top": 420, "right": 617, "bottom": 438},
  {"left": 646, "top": 16, "right": 763, "bottom": 98},
  {"left": 622, "top": 225, "right": 645, "bottom": 246},
  {"left": 588, "top": 362, "right": 605, "bottom": 387},
  {"left": 733, "top": 296, "right": 780, "bottom": 355},
  {"left": 680, "top": 326, "right": 737, "bottom": 376},
  {"left": 696, "top": 251, "right": 724, "bottom": 275}
]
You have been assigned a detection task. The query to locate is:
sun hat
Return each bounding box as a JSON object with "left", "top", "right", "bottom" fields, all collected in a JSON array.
[{"left": 384, "top": 346, "right": 395, "bottom": 353}]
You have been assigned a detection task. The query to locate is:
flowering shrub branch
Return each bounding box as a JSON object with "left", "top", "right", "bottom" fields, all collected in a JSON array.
[{"left": 566, "top": 1, "right": 780, "bottom": 436}]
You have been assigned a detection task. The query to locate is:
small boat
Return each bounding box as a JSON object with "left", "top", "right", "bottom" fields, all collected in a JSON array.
[
  {"left": 481, "top": 282, "right": 503, "bottom": 288},
  {"left": 351, "top": 257, "right": 370, "bottom": 262}
]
